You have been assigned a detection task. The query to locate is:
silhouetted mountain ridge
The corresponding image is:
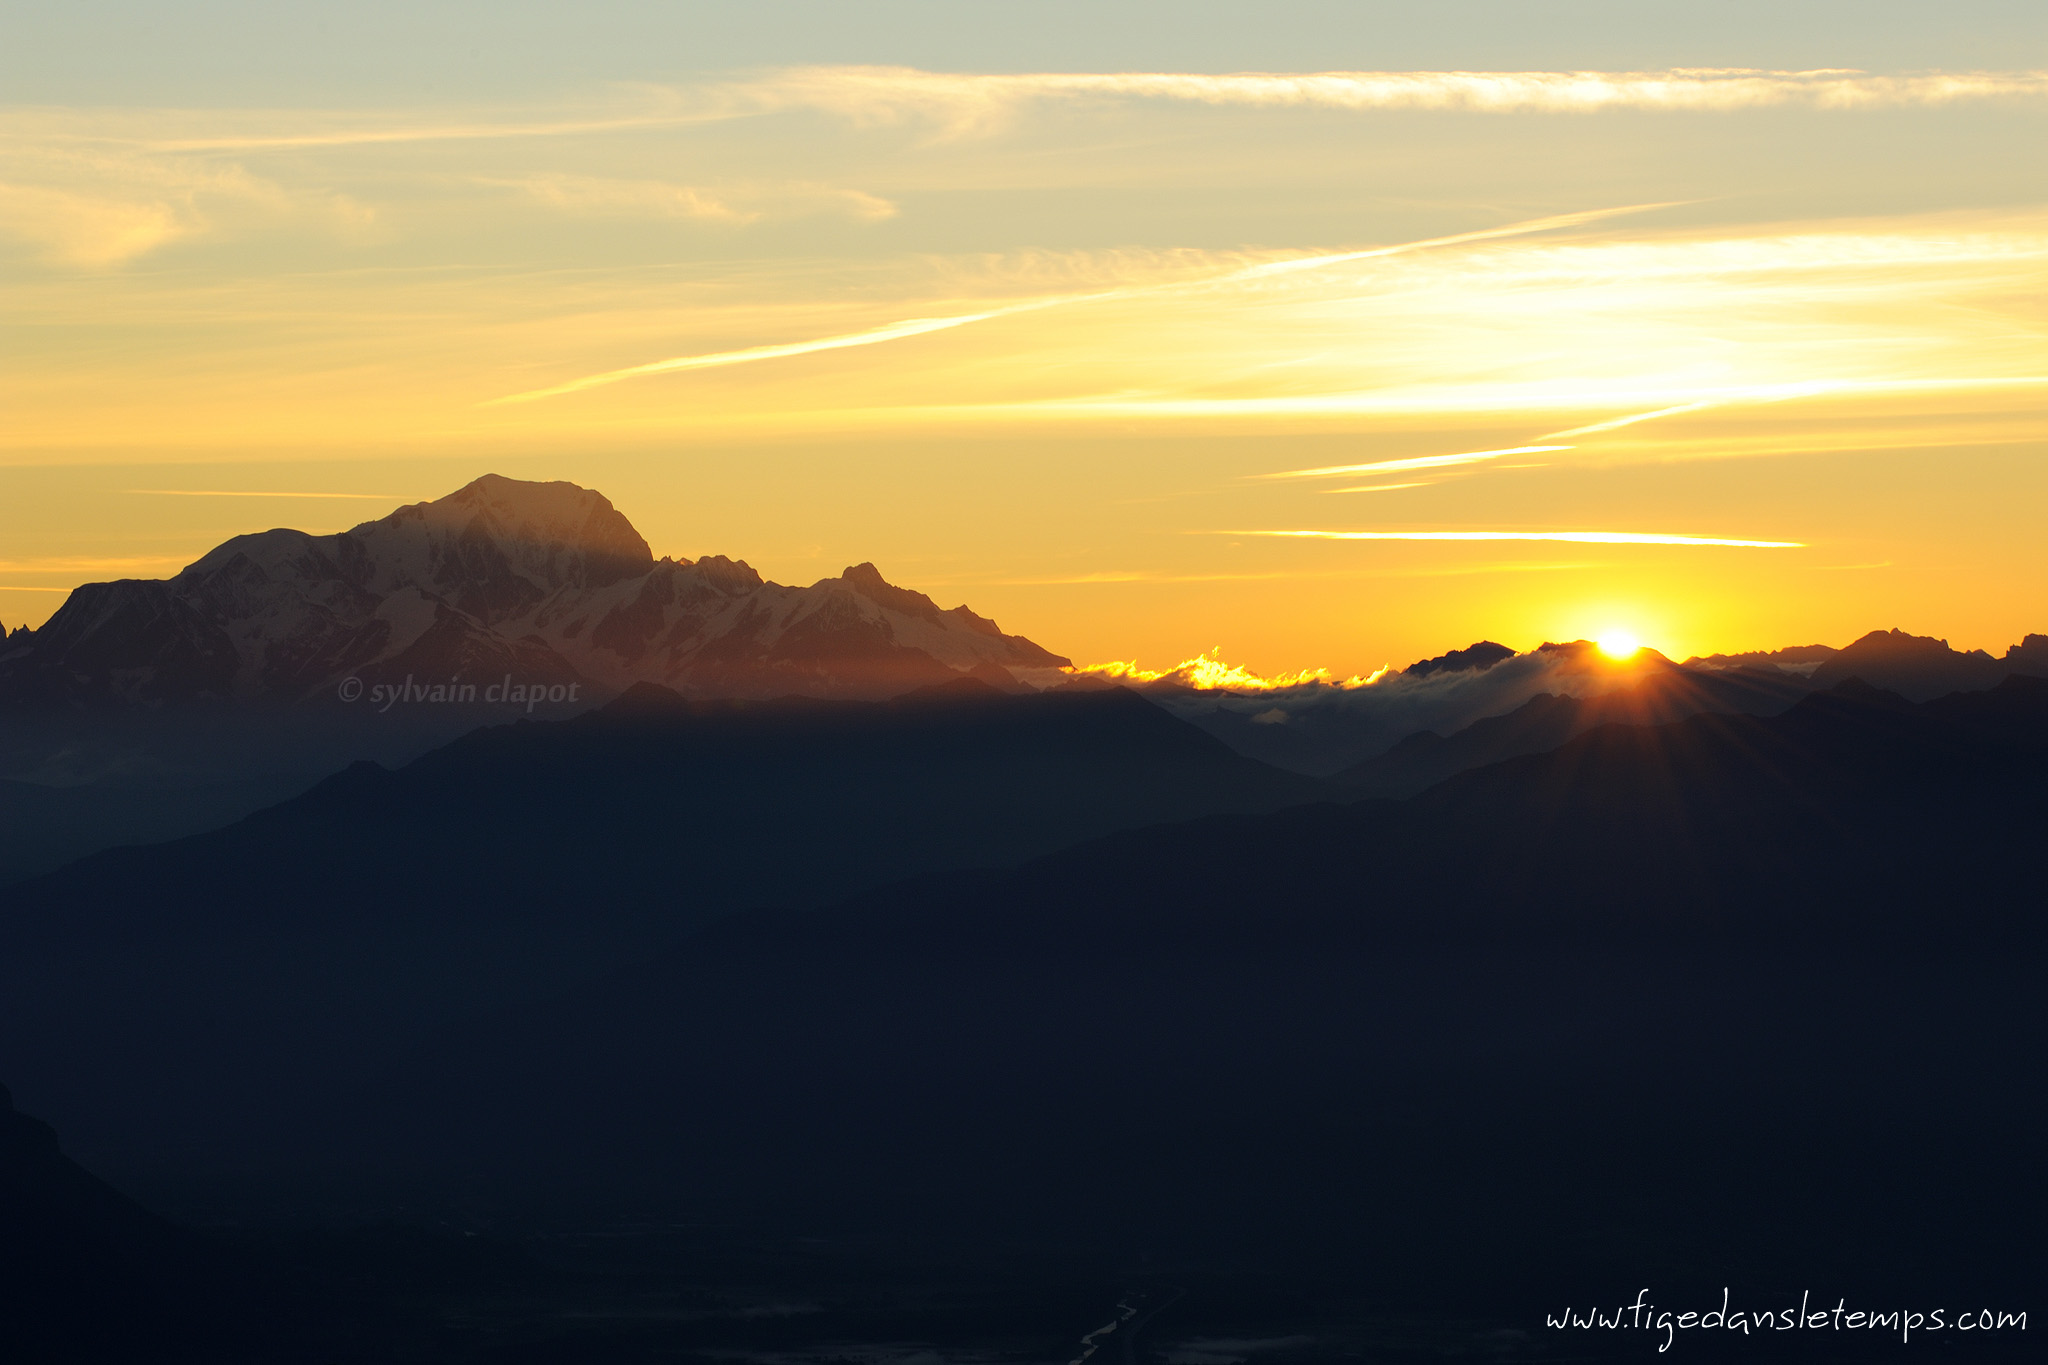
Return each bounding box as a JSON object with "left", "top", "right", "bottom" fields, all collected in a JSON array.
[
  {"left": 0, "top": 474, "right": 1067, "bottom": 712},
  {"left": 683, "top": 674, "right": 2048, "bottom": 959},
  {"left": 2, "top": 667, "right": 2043, "bottom": 1354},
  {"left": 0, "top": 679, "right": 1327, "bottom": 1191},
  {"left": 255, "top": 675, "right": 2047, "bottom": 1331},
  {"left": 1807, "top": 626, "right": 2048, "bottom": 699},
  {"left": 1337, "top": 649, "right": 1814, "bottom": 797}
]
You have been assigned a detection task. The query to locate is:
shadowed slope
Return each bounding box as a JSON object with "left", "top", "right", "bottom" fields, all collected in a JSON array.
[
  {"left": 287, "top": 679, "right": 2048, "bottom": 1333},
  {"left": 0, "top": 680, "right": 1325, "bottom": 1191},
  {"left": 1808, "top": 627, "right": 2048, "bottom": 700},
  {"left": 1336, "top": 655, "right": 1813, "bottom": 799},
  {"left": 0, "top": 1084, "right": 243, "bottom": 1363}
]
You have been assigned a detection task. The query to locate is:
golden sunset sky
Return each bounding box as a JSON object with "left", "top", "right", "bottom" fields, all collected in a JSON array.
[{"left": 4, "top": 2, "right": 2045, "bottom": 674}]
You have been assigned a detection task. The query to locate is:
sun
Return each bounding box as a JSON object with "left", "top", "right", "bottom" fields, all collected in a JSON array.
[{"left": 1596, "top": 630, "right": 1642, "bottom": 660}]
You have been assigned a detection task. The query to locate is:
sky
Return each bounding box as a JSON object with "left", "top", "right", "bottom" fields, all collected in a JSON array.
[{"left": 4, "top": 2, "right": 2045, "bottom": 674}]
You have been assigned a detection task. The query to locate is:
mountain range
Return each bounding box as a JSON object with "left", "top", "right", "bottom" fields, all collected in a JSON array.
[
  {"left": 0, "top": 474, "right": 1075, "bottom": 880},
  {"left": 1140, "top": 624, "right": 2048, "bottom": 777},
  {"left": 0, "top": 677, "right": 1324, "bottom": 1189},
  {"left": 3, "top": 474, "right": 2041, "bottom": 845},
  {"left": 3, "top": 672, "right": 2040, "bottom": 1360},
  {"left": 3, "top": 475, "right": 2047, "bottom": 1359},
  {"left": 332, "top": 676, "right": 2048, "bottom": 1327},
  {"left": 0, "top": 473, "right": 1066, "bottom": 712}
]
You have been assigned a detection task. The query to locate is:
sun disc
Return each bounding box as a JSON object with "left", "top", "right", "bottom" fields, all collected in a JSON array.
[{"left": 1597, "top": 631, "right": 1641, "bottom": 659}]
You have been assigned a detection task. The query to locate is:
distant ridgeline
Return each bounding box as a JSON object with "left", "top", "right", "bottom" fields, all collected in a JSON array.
[
  {"left": 1140, "top": 625, "right": 2048, "bottom": 778},
  {"left": 0, "top": 472, "right": 2044, "bottom": 885}
]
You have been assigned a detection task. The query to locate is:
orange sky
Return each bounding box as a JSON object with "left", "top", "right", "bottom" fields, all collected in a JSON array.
[{"left": 5, "top": 16, "right": 2045, "bottom": 673}]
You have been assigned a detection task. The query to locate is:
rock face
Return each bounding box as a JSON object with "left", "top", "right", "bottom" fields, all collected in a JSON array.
[
  {"left": 1807, "top": 627, "right": 2025, "bottom": 701},
  {"left": 0, "top": 475, "right": 1068, "bottom": 707}
]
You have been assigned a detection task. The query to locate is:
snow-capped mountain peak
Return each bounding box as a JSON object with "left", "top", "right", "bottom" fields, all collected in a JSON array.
[{"left": 2, "top": 475, "right": 1068, "bottom": 706}]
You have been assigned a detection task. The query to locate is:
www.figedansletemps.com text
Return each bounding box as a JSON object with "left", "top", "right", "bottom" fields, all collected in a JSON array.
[{"left": 1548, "top": 1289, "right": 2025, "bottom": 1352}]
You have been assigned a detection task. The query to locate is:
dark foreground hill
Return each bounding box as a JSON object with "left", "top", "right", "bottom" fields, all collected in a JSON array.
[
  {"left": 0, "top": 679, "right": 1325, "bottom": 1191},
  {"left": 311, "top": 679, "right": 2046, "bottom": 1350},
  {"left": 3, "top": 679, "right": 2044, "bottom": 1360},
  {"left": 0, "top": 1083, "right": 232, "bottom": 1362}
]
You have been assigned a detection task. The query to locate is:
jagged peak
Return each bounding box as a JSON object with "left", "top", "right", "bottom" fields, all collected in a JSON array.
[
  {"left": 685, "top": 555, "right": 765, "bottom": 592},
  {"left": 1833, "top": 627, "right": 1997, "bottom": 663},
  {"left": 944, "top": 604, "right": 1005, "bottom": 639},
  {"left": 831, "top": 562, "right": 945, "bottom": 623},
  {"left": 2008, "top": 633, "right": 2048, "bottom": 661},
  {"left": 1405, "top": 640, "right": 1513, "bottom": 678},
  {"left": 1, "top": 476, "right": 1081, "bottom": 706}
]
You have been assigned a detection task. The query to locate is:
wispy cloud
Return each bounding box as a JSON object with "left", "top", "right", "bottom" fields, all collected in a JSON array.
[
  {"left": 745, "top": 66, "right": 2048, "bottom": 134},
  {"left": 487, "top": 205, "right": 1663, "bottom": 404},
  {"left": 8, "top": 64, "right": 2041, "bottom": 267},
  {"left": 1238, "top": 530, "right": 1803, "bottom": 548},
  {"left": 5, "top": 94, "right": 722, "bottom": 161},
  {"left": 484, "top": 174, "right": 897, "bottom": 226},
  {"left": 25, "top": 66, "right": 2047, "bottom": 158},
  {"left": 928, "top": 559, "right": 1610, "bottom": 587},
  {"left": 1326, "top": 482, "right": 1430, "bottom": 494},
  {"left": 0, "top": 180, "right": 185, "bottom": 265},
  {"left": 1539, "top": 401, "right": 1720, "bottom": 439},
  {"left": 982, "top": 570, "right": 1297, "bottom": 585},
  {"left": 0, "top": 555, "right": 193, "bottom": 573},
  {"left": 125, "top": 489, "right": 408, "bottom": 499},
  {"left": 1254, "top": 377, "right": 2037, "bottom": 492},
  {"left": 942, "top": 375, "right": 2048, "bottom": 428},
  {"left": 486, "top": 311, "right": 1020, "bottom": 405},
  {"left": 1266, "top": 445, "right": 1573, "bottom": 480},
  {"left": 0, "top": 137, "right": 373, "bottom": 265},
  {"left": 1219, "top": 206, "right": 1682, "bottom": 276},
  {"left": 1527, "top": 378, "right": 2047, "bottom": 447}
]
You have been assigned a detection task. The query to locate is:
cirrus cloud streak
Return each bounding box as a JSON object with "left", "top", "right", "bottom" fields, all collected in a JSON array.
[
  {"left": 1266, "top": 446, "right": 1574, "bottom": 480},
  {"left": 1237, "top": 530, "right": 1803, "bottom": 548},
  {"left": 751, "top": 65, "right": 2048, "bottom": 132},
  {"left": 486, "top": 205, "right": 1664, "bottom": 404}
]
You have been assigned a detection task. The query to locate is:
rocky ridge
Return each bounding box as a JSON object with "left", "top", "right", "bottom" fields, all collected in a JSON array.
[{"left": 0, "top": 474, "right": 1068, "bottom": 708}]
